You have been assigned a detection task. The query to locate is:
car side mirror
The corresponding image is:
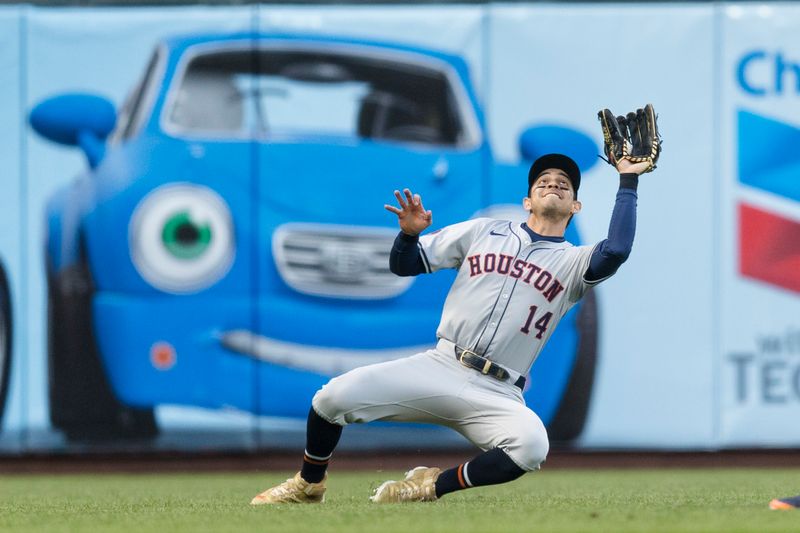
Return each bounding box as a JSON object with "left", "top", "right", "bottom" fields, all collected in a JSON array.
[
  {"left": 518, "top": 124, "right": 599, "bottom": 173},
  {"left": 29, "top": 93, "right": 116, "bottom": 169}
]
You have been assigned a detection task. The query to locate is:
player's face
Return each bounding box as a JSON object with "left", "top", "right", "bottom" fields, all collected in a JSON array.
[{"left": 524, "top": 169, "right": 581, "bottom": 219}]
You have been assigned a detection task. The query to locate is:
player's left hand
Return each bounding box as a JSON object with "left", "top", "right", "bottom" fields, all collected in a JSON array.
[
  {"left": 598, "top": 103, "right": 662, "bottom": 174},
  {"left": 384, "top": 188, "right": 432, "bottom": 236},
  {"left": 615, "top": 159, "right": 653, "bottom": 175}
]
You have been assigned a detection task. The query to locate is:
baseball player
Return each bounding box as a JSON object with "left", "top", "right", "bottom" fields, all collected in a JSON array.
[
  {"left": 251, "top": 106, "right": 660, "bottom": 505},
  {"left": 770, "top": 494, "right": 800, "bottom": 510}
]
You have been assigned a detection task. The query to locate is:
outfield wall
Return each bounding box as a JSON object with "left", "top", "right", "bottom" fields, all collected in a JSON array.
[{"left": 0, "top": 3, "right": 798, "bottom": 452}]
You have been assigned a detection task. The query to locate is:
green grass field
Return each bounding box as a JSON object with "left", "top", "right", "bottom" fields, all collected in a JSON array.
[{"left": 1, "top": 468, "right": 798, "bottom": 532}]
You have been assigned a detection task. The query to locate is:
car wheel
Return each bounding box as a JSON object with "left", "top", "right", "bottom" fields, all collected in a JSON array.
[
  {"left": 48, "top": 258, "right": 158, "bottom": 442},
  {"left": 547, "top": 289, "right": 598, "bottom": 443},
  {"left": 0, "top": 260, "right": 12, "bottom": 429}
]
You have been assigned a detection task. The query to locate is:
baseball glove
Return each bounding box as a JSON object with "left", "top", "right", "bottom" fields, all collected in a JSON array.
[{"left": 597, "top": 103, "right": 661, "bottom": 173}]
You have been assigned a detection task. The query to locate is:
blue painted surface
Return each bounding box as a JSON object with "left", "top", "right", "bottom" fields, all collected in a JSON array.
[
  {"left": 29, "top": 93, "right": 115, "bottom": 146},
  {"left": 738, "top": 109, "right": 800, "bottom": 202},
  {"left": 519, "top": 124, "right": 598, "bottom": 174}
]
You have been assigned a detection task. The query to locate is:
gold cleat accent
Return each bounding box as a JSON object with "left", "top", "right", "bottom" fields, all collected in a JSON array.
[
  {"left": 250, "top": 472, "right": 326, "bottom": 505},
  {"left": 370, "top": 466, "right": 441, "bottom": 503}
]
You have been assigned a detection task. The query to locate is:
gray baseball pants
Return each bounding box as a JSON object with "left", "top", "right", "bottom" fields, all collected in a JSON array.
[{"left": 311, "top": 339, "right": 549, "bottom": 471}]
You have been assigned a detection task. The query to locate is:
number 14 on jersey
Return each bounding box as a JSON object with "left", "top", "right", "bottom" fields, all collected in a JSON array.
[{"left": 520, "top": 305, "right": 553, "bottom": 339}]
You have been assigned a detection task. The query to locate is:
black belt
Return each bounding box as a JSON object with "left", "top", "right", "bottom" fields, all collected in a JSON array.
[{"left": 453, "top": 346, "right": 526, "bottom": 390}]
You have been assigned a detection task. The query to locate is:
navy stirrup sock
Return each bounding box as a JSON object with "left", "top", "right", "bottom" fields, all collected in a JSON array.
[
  {"left": 300, "top": 407, "right": 343, "bottom": 483},
  {"left": 435, "top": 448, "right": 526, "bottom": 498}
]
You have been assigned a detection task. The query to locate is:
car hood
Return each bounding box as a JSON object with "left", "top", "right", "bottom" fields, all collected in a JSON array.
[{"left": 253, "top": 139, "right": 476, "bottom": 225}]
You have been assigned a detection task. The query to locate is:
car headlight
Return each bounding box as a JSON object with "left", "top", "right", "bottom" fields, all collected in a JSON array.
[{"left": 130, "top": 184, "right": 235, "bottom": 293}]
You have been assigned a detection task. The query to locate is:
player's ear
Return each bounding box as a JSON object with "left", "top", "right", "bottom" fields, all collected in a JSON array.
[
  {"left": 522, "top": 196, "right": 532, "bottom": 211},
  {"left": 571, "top": 200, "right": 582, "bottom": 214}
]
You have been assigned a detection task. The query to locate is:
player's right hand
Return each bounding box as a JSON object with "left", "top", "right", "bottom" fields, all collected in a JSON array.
[{"left": 384, "top": 188, "right": 432, "bottom": 236}]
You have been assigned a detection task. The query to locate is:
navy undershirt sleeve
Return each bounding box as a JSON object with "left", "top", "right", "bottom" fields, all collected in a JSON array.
[
  {"left": 389, "top": 231, "right": 427, "bottom": 276},
  {"left": 584, "top": 173, "right": 638, "bottom": 283}
]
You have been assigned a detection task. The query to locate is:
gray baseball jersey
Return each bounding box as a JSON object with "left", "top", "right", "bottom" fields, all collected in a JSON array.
[{"left": 418, "top": 217, "right": 601, "bottom": 376}]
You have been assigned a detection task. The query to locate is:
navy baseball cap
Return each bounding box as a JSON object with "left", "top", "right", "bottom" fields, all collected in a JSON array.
[{"left": 527, "top": 153, "right": 581, "bottom": 198}]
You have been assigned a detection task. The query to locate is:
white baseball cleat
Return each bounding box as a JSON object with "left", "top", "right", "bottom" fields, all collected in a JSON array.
[
  {"left": 250, "top": 472, "right": 326, "bottom": 505},
  {"left": 370, "top": 466, "right": 441, "bottom": 503}
]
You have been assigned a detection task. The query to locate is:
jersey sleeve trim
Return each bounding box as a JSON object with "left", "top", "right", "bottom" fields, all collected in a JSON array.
[
  {"left": 582, "top": 242, "right": 606, "bottom": 285},
  {"left": 582, "top": 242, "right": 609, "bottom": 286},
  {"left": 418, "top": 242, "right": 432, "bottom": 273}
]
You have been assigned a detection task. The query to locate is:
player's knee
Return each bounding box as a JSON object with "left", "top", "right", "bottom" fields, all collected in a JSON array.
[
  {"left": 311, "top": 375, "right": 358, "bottom": 425},
  {"left": 513, "top": 428, "right": 550, "bottom": 471}
]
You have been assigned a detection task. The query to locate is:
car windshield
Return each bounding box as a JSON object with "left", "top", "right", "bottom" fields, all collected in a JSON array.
[{"left": 165, "top": 47, "right": 472, "bottom": 146}]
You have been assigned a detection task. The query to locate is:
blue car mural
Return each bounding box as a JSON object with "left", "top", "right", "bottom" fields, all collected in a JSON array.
[{"left": 29, "top": 32, "right": 599, "bottom": 443}]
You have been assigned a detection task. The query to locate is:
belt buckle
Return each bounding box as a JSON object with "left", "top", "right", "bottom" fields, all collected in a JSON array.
[
  {"left": 458, "top": 347, "right": 492, "bottom": 375},
  {"left": 457, "top": 347, "right": 475, "bottom": 366}
]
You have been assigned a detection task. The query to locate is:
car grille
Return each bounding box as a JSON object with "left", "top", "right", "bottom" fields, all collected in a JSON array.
[{"left": 272, "top": 223, "right": 414, "bottom": 299}]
